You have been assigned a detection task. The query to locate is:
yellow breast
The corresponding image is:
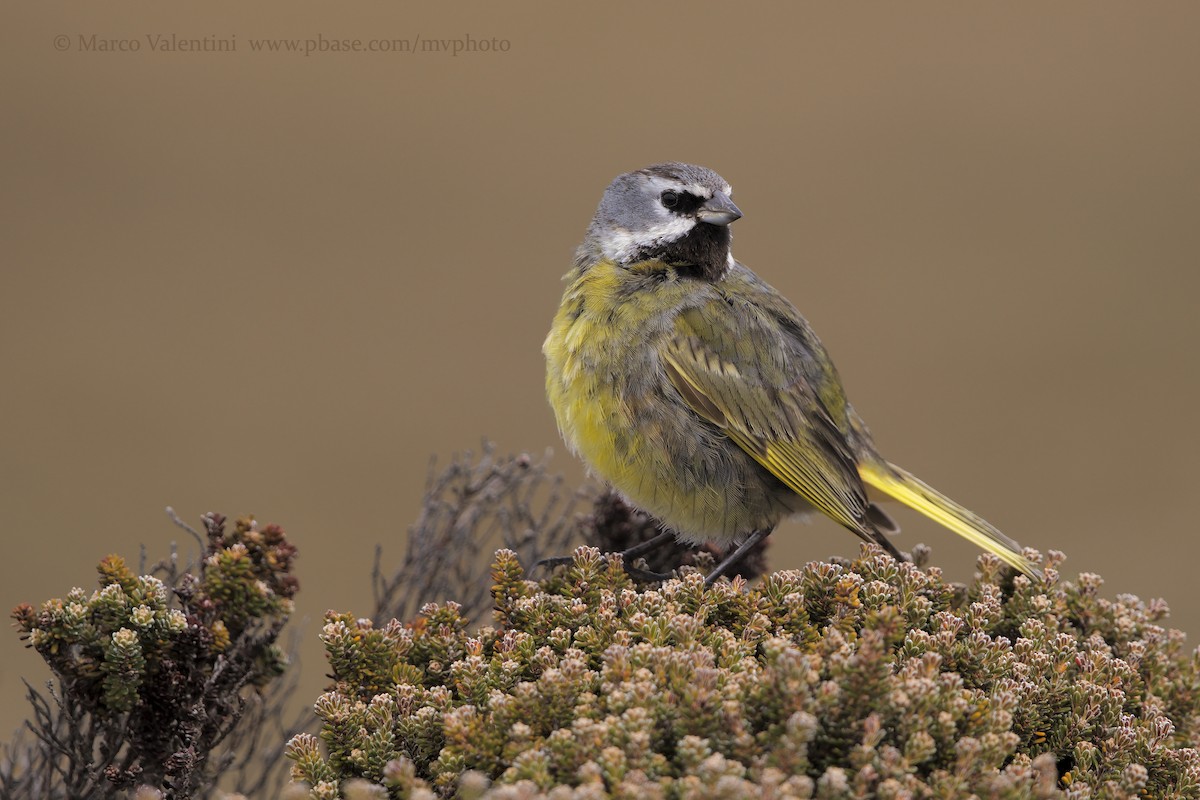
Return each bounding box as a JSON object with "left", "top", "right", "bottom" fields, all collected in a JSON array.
[
  {"left": 543, "top": 260, "right": 793, "bottom": 543},
  {"left": 543, "top": 261, "right": 637, "bottom": 485}
]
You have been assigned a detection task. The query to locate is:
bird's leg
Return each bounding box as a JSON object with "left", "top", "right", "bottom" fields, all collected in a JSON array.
[
  {"left": 535, "top": 530, "right": 679, "bottom": 582},
  {"left": 620, "top": 530, "right": 679, "bottom": 561},
  {"left": 703, "top": 528, "right": 773, "bottom": 587}
]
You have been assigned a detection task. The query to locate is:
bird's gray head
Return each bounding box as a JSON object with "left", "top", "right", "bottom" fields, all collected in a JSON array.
[{"left": 577, "top": 163, "right": 742, "bottom": 280}]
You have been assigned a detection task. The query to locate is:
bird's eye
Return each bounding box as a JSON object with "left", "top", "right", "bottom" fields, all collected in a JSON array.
[{"left": 660, "top": 190, "right": 679, "bottom": 209}]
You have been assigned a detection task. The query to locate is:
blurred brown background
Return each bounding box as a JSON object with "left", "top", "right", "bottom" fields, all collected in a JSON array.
[{"left": 3, "top": 3, "right": 1199, "bottom": 742}]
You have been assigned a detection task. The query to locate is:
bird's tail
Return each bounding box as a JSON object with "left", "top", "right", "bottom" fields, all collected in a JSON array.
[{"left": 858, "top": 461, "right": 1043, "bottom": 579}]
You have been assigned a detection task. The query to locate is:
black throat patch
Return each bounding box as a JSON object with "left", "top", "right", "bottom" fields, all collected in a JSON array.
[{"left": 634, "top": 223, "right": 731, "bottom": 281}]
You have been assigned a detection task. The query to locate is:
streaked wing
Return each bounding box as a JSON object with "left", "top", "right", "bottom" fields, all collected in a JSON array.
[{"left": 662, "top": 304, "right": 873, "bottom": 536}]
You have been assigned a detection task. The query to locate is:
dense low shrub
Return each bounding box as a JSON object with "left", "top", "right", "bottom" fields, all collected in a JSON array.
[
  {"left": 5, "top": 513, "right": 299, "bottom": 799},
  {"left": 286, "top": 546, "right": 1200, "bottom": 799}
]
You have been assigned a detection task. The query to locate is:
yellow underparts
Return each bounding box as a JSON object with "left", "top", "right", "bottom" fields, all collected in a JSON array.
[{"left": 543, "top": 260, "right": 786, "bottom": 542}]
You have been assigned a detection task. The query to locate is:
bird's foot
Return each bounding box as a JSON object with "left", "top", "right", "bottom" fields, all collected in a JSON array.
[
  {"left": 535, "top": 534, "right": 679, "bottom": 584},
  {"left": 702, "top": 528, "right": 774, "bottom": 588},
  {"left": 533, "top": 555, "right": 577, "bottom": 571},
  {"left": 622, "top": 564, "right": 676, "bottom": 583},
  {"left": 534, "top": 551, "right": 675, "bottom": 584}
]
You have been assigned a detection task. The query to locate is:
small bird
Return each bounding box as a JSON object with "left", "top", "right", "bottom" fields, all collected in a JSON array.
[{"left": 543, "top": 163, "right": 1040, "bottom": 585}]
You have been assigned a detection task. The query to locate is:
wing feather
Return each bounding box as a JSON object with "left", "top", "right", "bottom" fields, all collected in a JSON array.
[{"left": 662, "top": 318, "right": 873, "bottom": 537}]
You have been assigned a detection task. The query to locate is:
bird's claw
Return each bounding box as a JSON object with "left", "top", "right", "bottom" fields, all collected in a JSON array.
[
  {"left": 535, "top": 551, "right": 674, "bottom": 584},
  {"left": 534, "top": 555, "right": 577, "bottom": 571}
]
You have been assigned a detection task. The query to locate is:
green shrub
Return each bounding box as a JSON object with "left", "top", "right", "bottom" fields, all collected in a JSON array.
[
  {"left": 288, "top": 546, "right": 1200, "bottom": 799},
  {"left": 6, "top": 513, "right": 299, "bottom": 799}
]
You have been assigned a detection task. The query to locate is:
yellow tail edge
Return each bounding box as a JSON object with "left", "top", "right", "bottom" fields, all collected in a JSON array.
[{"left": 859, "top": 461, "right": 1043, "bottom": 580}]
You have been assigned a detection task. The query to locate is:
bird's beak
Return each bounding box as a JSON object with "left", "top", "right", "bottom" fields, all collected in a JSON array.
[{"left": 696, "top": 192, "right": 743, "bottom": 226}]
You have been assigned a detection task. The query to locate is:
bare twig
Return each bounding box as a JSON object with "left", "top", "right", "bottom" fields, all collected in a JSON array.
[{"left": 372, "top": 441, "right": 590, "bottom": 626}]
